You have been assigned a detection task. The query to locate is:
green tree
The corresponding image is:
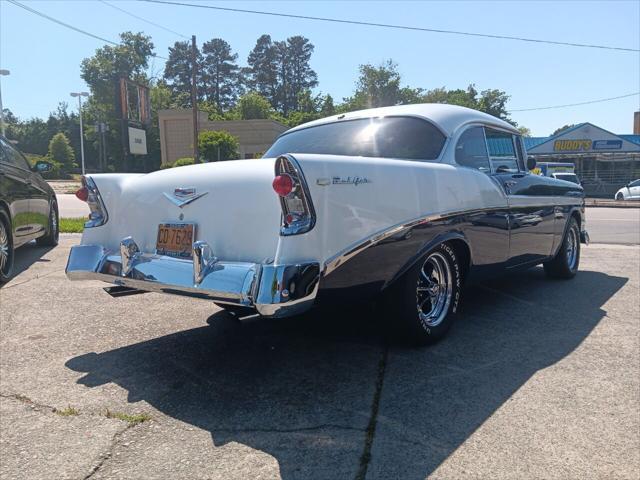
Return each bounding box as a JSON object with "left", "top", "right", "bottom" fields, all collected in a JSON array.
[
  {"left": 198, "top": 130, "right": 239, "bottom": 161},
  {"left": 48, "top": 133, "right": 76, "bottom": 171},
  {"left": 552, "top": 124, "right": 576, "bottom": 136},
  {"left": 517, "top": 126, "right": 532, "bottom": 137},
  {"left": 343, "top": 60, "right": 420, "bottom": 110},
  {"left": 80, "top": 32, "right": 156, "bottom": 171},
  {"left": 284, "top": 36, "right": 318, "bottom": 112},
  {"left": 236, "top": 92, "right": 273, "bottom": 119},
  {"left": 163, "top": 40, "right": 203, "bottom": 107},
  {"left": 246, "top": 35, "right": 279, "bottom": 107},
  {"left": 201, "top": 38, "right": 241, "bottom": 112}
]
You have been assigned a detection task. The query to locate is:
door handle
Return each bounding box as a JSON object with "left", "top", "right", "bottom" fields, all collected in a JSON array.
[{"left": 504, "top": 180, "right": 518, "bottom": 188}]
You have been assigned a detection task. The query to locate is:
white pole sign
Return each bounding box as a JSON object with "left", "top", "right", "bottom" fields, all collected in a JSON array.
[{"left": 128, "top": 127, "right": 147, "bottom": 155}]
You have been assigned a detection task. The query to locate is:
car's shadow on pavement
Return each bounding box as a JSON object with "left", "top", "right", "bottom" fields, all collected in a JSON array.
[
  {"left": 1, "top": 242, "right": 54, "bottom": 287},
  {"left": 66, "top": 267, "right": 626, "bottom": 479}
]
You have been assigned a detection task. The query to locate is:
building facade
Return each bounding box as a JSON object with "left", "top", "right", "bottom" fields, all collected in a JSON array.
[
  {"left": 525, "top": 122, "right": 640, "bottom": 197},
  {"left": 158, "top": 109, "right": 288, "bottom": 165}
]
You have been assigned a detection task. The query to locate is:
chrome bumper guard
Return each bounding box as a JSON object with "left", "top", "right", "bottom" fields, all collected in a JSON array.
[
  {"left": 580, "top": 230, "right": 590, "bottom": 245},
  {"left": 66, "top": 238, "right": 320, "bottom": 318}
]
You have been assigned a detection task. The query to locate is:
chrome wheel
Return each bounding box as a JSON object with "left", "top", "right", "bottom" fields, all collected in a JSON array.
[
  {"left": 51, "top": 206, "right": 58, "bottom": 237},
  {"left": 416, "top": 251, "right": 453, "bottom": 327},
  {"left": 566, "top": 226, "right": 578, "bottom": 271},
  {"left": 0, "top": 220, "right": 9, "bottom": 275}
]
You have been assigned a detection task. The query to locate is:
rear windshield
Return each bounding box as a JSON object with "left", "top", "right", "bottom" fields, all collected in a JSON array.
[{"left": 264, "top": 116, "right": 446, "bottom": 161}]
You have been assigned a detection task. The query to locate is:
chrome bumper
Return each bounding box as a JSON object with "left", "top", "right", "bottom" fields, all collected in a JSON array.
[
  {"left": 580, "top": 229, "right": 590, "bottom": 245},
  {"left": 66, "top": 239, "right": 320, "bottom": 318}
]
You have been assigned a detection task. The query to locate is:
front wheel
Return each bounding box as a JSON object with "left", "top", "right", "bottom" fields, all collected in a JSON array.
[
  {"left": 616, "top": 192, "right": 625, "bottom": 201},
  {"left": 543, "top": 217, "right": 580, "bottom": 279},
  {"left": 0, "top": 210, "right": 14, "bottom": 283},
  {"left": 386, "top": 243, "right": 462, "bottom": 345},
  {"left": 36, "top": 200, "right": 59, "bottom": 247}
]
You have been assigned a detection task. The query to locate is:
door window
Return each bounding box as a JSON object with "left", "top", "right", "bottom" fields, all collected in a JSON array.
[
  {"left": 485, "top": 128, "right": 519, "bottom": 173},
  {"left": 454, "top": 126, "right": 490, "bottom": 172},
  {"left": 0, "top": 138, "right": 30, "bottom": 170}
]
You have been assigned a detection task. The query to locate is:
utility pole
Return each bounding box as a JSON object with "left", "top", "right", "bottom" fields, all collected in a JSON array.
[
  {"left": 0, "top": 70, "right": 10, "bottom": 137},
  {"left": 191, "top": 35, "right": 199, "bottom": 162},
  {"left": 70, "top": 92, "right": 89, "bottom": 175}
]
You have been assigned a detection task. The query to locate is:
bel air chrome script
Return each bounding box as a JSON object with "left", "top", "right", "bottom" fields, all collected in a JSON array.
[
  {"left": 163, "top": 187, "right": 208, "bottom": 208},
  {"left": 316, "top": 176, "right": 372, "bottom": 186}
]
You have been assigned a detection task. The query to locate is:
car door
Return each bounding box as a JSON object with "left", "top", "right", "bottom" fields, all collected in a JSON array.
[
  {"left": 0, "top": 138, "right": 35, "bottom": 243},
  {"left": 629, "top": 180, "right": 640, "bottom": 199},
  {"left": 0, "top": 138, "right": 50, "bottom": 236},
  {"left": 485, "top": 128, "right": 556, "bottom": 266}
]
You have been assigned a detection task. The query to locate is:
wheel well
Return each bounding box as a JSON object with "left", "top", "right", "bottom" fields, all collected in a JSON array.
[
  {"left": 446, "top": 238, "right": 471, "bottom": 282},
  {"left": 570, "top": 210, "right": 581, "bottom": 228}
]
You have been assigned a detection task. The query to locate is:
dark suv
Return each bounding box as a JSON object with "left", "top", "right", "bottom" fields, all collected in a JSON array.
[{"left": 0, "top": 136, "right": 58, "bottom": 282}]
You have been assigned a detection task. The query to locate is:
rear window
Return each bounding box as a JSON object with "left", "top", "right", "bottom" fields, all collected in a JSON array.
[{"left": 264, "top": 116, "right": 446, "bottom": 161}]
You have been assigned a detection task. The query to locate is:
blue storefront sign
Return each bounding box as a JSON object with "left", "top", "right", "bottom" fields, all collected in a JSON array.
[{"left": 593, "top": 140, "right": 623, "bottom": 150}]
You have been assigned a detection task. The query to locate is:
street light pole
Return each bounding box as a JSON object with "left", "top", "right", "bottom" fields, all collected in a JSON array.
[
  {"left": 0, "top": 69, "right": 10, "bottom": 137},
  {"left": 70, "top": 92, "right": 89, "bottom": 175}
]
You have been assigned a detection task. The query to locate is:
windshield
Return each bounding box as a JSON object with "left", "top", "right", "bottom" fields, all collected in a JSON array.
[
  {"left": 264, "top": 116, "right": 446, "bottom": 161},
  {"left": 554, "top": 173, "right": 580, "bottom": 184}
]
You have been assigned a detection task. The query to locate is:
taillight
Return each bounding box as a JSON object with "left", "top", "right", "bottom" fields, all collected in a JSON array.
[
  {"left": 81, "top": 176, "right": 109, "bottom": 228},
  {"left": 75, "top": 187, "right": 89, "bottom": 201},
  {"left": 272, "top": 174, "right": 295, "bottom": 197},
  {"left": 274, "top": 155, "right": 316, "bottom": 236}
]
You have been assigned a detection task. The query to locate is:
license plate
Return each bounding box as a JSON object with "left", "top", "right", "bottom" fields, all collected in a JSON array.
[{"left": 156, "top": 223, "right": 195, "bottom": 259}]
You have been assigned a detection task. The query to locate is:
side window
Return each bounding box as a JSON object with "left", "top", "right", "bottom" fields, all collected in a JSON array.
[
  {"left": 455, "top": 127, "right": 490, "bottom": 172},
  {"left": 630, "top": 180, "right": 640, "bottom": 188},
  {"left": 0, "top": 138, "right": 30, "bottom": 170},
  {"left": 485, "top": 128, "right": 519, "bottom": 173}
]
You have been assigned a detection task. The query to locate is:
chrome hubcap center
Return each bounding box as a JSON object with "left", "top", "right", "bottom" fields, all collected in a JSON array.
[{"left": 416, "top": 252, "right": 453, "bottom": 328}]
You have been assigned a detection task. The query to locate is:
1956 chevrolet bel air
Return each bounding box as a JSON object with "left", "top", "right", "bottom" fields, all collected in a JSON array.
[{"left": 66, "top": 104, "right": 588, "bottom": 344}]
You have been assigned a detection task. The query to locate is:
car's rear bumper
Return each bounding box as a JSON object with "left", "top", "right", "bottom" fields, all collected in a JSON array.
[{"left": 66, "top": 241, "right": 320, "bottom": 318}]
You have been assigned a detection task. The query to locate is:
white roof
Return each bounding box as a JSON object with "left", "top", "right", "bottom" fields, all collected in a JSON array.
[{"left": 286, "top": 103, "right": 518, "bottom": 137}]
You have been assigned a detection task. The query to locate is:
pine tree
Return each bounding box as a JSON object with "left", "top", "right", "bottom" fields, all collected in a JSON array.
[{"left": 201, "top": 38, "right": 241, "bottom": 112}]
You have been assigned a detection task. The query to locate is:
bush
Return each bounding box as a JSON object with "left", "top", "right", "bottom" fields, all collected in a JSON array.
[
  {"left": 48, "top": 133, "right": 76, "bottom": 172},
  {"left": 173, "top": 157, "right": 195, "bottom": 168},
  {"left": 24, "top": 153, "right": 66, "bottom": 179},
  {"left": 198, "top": 130, "right": 239, "bottom": 162},
  {"left": 159, "top": 157, "right": 195, "bottom": 170}
]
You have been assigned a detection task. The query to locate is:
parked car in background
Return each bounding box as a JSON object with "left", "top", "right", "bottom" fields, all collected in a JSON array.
[
  {"left": 66, "top": 104, "right": 588, "bottom": 344},
  {"left": 0, "top": 136, "right": 58, "bottom": 282},
  {"left": 534, "top": 162, "right": 581, "bottom": 184},
  {"left": 615, "top": 179, "right": 640, "bottom": 200}
]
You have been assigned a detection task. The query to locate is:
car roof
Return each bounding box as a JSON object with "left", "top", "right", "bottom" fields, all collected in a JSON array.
[{"left": 285, "top": 103, "right": 519, "bottom": 137}]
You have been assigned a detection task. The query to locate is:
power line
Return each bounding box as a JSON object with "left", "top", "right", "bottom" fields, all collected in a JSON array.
[
  {"left": 98, "top": 0, "right": 189, "bottom": 40},
  {"left": 139, "top": 0, "right": 639, "bottom": 53},
  {"left": 509, "top": 92, "right": 639, "bottom": 112},
  {"left": 7, "top": 0, "right": 168, "bottom": 60}
]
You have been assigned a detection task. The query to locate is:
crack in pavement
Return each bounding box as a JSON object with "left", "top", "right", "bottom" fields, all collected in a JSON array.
[
  {"left": 355, "top": 345, "right": 389, "bottom": 480},
  {"left": 0, "top": 392, "right": 58, "bottom": 412},
  {"left": 82, "top": 423, "right": 137, "bottom": 480}
]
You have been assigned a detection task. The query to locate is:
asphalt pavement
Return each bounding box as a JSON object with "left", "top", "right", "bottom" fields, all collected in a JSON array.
[
  {"left": 1, "top": 235, "right": 638, "bottom": 479},
  {"left": 586, "top": 207, "right": 640, "bottom": 245}
]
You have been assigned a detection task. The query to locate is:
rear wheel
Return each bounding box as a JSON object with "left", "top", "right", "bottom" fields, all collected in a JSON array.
[
  {"left": 543, "top": 217, "right": 580, "bottom": 279},
  {"left": 0, "top": 210, "right": 14, "bottom": 283},
  {"left": 386, "top": 242, "right": 462, "bottom": 345},
  {"left": 36, "top": 200, "right": 59, "bottom": 247}
]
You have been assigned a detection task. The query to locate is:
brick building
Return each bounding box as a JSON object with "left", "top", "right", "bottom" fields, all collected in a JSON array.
[{"left": 158, "top": 109, "right": 288, "bottom": 165}]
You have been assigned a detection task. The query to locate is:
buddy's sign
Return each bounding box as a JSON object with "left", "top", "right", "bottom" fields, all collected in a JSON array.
[{"left": 553, "top": 139, "right": 592, "bottom": 152}]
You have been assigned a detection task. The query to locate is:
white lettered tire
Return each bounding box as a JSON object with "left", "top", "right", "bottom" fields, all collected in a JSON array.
[{"left": 387, "top": 242, "right": 462, "bottom": 345}]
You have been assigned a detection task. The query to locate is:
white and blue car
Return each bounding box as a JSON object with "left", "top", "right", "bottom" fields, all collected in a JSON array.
[{"left": 66, "top": 104, "right": 588, "bottom": 344}]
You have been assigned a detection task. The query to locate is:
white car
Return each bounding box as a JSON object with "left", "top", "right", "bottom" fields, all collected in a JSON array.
[
  {"left": 615, "top": 179, "right": 640, "bottom": 200},
  {"left": 66, "top": 104, "right": 588, "bottom": 344}
]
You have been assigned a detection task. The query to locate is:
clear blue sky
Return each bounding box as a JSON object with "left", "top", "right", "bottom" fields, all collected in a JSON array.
[{"left": 1, "top": 0, "right": 639, "bottom": 137}]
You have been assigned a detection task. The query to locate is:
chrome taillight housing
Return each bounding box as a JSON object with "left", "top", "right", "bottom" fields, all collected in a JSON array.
[
  {"left": 274, "top": 155, "right": 316, "bottom": 236},
  {"left": 81, "top": 176, "right": 109, "bottom": 228}
]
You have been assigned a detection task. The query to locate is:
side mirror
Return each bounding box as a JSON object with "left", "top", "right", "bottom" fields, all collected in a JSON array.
[
  {"left": 34, "top": 161, "right": 53, "bottom": 173},
  {"left": 526, "top": 156, "right": 537, "bottom": 171}
]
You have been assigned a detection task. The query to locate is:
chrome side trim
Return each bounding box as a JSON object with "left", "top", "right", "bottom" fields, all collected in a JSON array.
[{"left": 322, "top": 207, "right": 505, "bottom": 276}]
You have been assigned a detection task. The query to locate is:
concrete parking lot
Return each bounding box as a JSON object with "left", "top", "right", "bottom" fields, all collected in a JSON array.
[{"left": 1, "top": 236, "right": 638, "bottom": 479}]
